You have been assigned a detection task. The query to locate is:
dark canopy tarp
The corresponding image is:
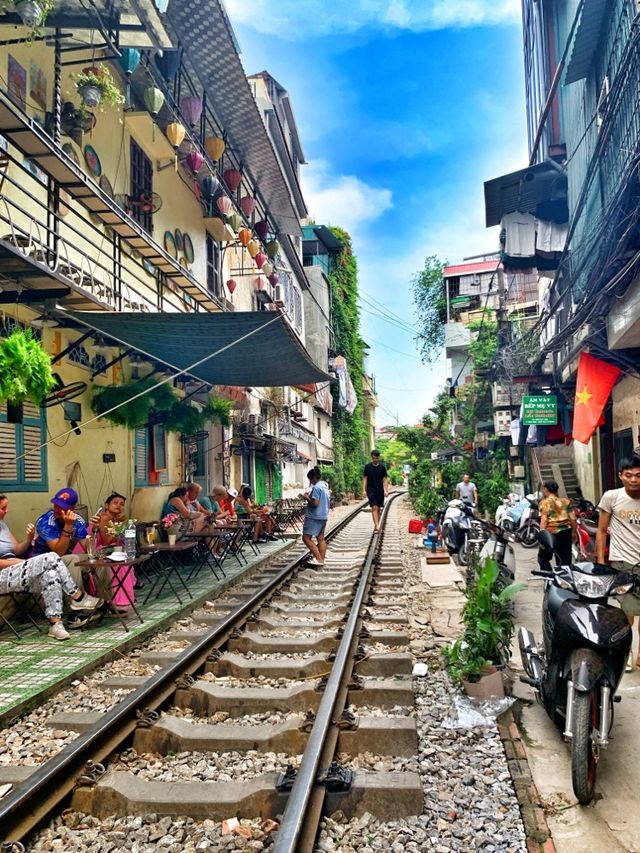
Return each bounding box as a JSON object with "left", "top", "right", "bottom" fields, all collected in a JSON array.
[{"left": 70, "top": 310, "right": 331, "bottom": 387}]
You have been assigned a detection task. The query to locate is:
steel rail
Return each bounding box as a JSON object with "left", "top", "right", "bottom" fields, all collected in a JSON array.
[
  {"left": 0, "top": 499, "right": 369, "bottom": 845},
  {"left": 273, "top": 491, "right": 403, "bottom": 853}
]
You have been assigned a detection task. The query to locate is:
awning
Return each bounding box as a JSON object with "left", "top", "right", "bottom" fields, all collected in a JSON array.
[
  {"left": 564, "top": 0, "right": 609, "bottom": 85},
  {"left": 68, "top": 310, "right": 331, "bottom": 387},
  {"left": 484, "top": 161, "right": 568, "bottom": 227}
]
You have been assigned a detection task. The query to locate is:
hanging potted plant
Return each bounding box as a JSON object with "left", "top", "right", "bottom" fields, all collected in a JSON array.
[
  {"left": 0, "top": 328, "right": 56, "bottom": 406},
  {"left": 0, "top": 0, "right": 55, "bottom": 35},
  {"left": 74, "top": 65, "right": 124, "bottom": 111},
  {"left": 91, "top": 377, "right": 176, "bottom": 429}
]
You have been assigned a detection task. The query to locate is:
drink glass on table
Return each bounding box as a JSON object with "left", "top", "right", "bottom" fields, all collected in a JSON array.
[{"left": 145, "top": 526, "right": 156, "bottom": 546}]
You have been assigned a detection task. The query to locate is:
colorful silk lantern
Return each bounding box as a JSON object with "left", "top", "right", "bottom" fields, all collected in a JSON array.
[
  {"left": 226, "top": 278, "right": 237, "bottom": 295},
  {"left": 166, "top": 121, "right": 186, "bottom": 171},
  {"left": 268, "top": 273, "right": 280, "bottom": 286},
  {"left": 247, "top": 239, "right": 260, "bottom": 258},
  {"left": 254, "top": 219, "right": 269, "bottom": 241},
  {"left": 224, "top": 169, "right": 242, "bottom": 193},
  {"left": 254, "top": 276, "right": 266, "bottom": 291},
  {"left": 205, "top": 136, "right": 225, "bottom": 161},
  {"left": 119, "top": 48, "right": 140, "bottom": 77},
  {"left": 265, "top": 239, "right": 280, "bottom": 259},
  {"left": 238, "top": 228, "right": 252, "bottom": 247},
  {"left": 185, "top": 150, "right": 204, "bottom": 175},
  {"left": 155, "top": 49, "right": 181, "bottom": 80},
  {"left": 217, "top": 195, "right": 232, "bottom": 216},
  {"left": 262, "top": 261, "right": 273, "bottom": 276},
  {"left": 239, "top": 195, "right": 256, "bottom": 218},
  {"left": 181, "top": 95, "right": 203, "bottom": 127},
  {"left": 254, "top": 251, "right": 267, "bottom": 269},
  {"left": 227, "top": 212, "right": 243, "bottom": 232},
  {"left": 201, "top": 174, "right": 220, "bottom": 203},
  {"left": 143, "top": 86, "right": 165, "bottom": 118}
]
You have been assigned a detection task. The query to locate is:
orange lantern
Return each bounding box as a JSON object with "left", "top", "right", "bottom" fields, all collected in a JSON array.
[
  {"left": 205, "top": 136, "right": 225, "bottom": 161},
  {"left": 238, "top": 228, "right": 252, "bottom": 247},
  {"left": 166, "top": 121, "right": 186, "bottom": 170}
]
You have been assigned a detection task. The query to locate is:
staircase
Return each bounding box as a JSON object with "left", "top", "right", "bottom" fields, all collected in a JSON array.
[{"left": 530, "top": 446, "right": 580, "bottom": 500}]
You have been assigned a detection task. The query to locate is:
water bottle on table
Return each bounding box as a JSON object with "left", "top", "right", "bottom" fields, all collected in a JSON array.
[{"left": 124, "top": 519, "right": 137, "bottom": 560}]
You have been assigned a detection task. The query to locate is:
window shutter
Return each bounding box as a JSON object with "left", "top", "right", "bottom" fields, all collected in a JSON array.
[
  {"left": 152, "top": 425, "right": 167, "bottom": 471},
  {"left": 134, "top": 427, "right": 148, "bottom": 486},
  {"left": 0, "top": 421, "right": 17, "bottom": 483},
  {"left": 22, "top": 424, "right": 42, "bottom": 483}
]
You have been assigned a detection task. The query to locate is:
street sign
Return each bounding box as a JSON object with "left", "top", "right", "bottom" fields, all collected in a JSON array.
[{"left": 522, "top": 395, "right": 557, "bottom": 425}]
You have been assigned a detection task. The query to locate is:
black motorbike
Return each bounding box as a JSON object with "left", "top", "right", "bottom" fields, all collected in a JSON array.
[{"left": 519, "top": 539, "right": 635, "bottom": 803}]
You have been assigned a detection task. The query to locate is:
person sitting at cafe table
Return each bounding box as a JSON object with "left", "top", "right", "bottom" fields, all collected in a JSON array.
[
  {"left": 161, "top": 486, "right": 208, "bottom": 537},
  {"left": 211, "top": 485, "right": 235, "bottom": 525},
  {"left": 185, "top": 482, "right": 214, "bottom": 516},
  {"left": 218, "top": 487, "right": 238, "bottom": 520},
  {"left": 235, "top": 486, "right": 277, "bottom": 542}
]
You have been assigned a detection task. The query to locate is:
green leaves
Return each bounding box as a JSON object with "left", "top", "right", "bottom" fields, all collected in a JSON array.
[
  {"left": 0, "top": 328, "right": 56, "bottom": 405},
  {"left": 412, "top": 254, "right": 447, "bottom": 364}
]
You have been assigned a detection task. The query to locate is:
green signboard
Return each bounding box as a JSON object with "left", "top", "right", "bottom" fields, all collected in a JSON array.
[{"left": 522, "top": 395, "right": 558, "bottom": 426}]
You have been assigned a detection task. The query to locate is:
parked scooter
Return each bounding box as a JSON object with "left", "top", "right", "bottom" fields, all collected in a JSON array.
[
  {"left": 478, "top": 519, "right": 516, "bottom": 584},
  {"left": 500, "top": 493, "right": 540, "bottom": 548},
  {"left": 519, "top": 537, "right": 635, "bottom": 803},
  {"left": 494, "top": 493, "right": 520, "bottom": 527},
  {"left": 441, "top": 498, "right": 475, "bottom": 565}
]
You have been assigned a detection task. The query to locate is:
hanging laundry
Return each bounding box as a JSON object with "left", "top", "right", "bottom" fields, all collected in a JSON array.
[
  {"left": 536, "top": 220, "right": 568, "bottom": 253},
  {"left": 500, "top": 211, "right": 536, "bottom": 257}
]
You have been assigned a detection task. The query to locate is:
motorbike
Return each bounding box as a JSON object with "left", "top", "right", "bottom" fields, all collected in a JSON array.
[
  {"left": 494, "top": 493, "right": 521, "bottom": 528},
  {"left": 500, "top": 493, "right": 540, "bottom": 548},
  {"left": 441, "top": 498, "right": 475, "bottom": 565},
  {"left": 478, "top": 519, "right": 516, "bottom": 585},
  {"left": 518, "top": 536, "right": 635, "bottom": 803}
]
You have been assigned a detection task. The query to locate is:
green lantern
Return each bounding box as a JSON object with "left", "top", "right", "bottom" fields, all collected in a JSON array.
[
  {"left": 144, "top": 86, "right": 165, "bottom": 140},
  {"left": 265, "top": 239, "right": 280, "bottom": 259}
]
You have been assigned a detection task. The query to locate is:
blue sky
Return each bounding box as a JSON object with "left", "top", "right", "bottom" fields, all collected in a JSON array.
[{"left": 225, "top": 0, "right": 528, "bottom": 426}]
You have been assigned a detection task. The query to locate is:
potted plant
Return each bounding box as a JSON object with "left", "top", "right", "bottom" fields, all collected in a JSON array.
[
  {"left": 444, "top": 557, "right": 525, "bottom": 699},
  {"left": 0, "top": 328, "right": 56, "bottom": 406},
  {"left": 59, "top": 101, "right": 96, "bottom": 137},
  {"left": 161, "top": 512, "right": 181, "bottom": 547},
  {"left": 74, "top": 65, "right": 124, "bottom": 110},
  {"left": 0, "top": 0, "right": 55, "bottom": 34}
]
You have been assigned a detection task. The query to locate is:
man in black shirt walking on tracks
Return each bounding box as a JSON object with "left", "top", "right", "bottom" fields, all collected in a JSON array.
[{"left": 363, "top": 449, "right": 389, "bottom": 532}]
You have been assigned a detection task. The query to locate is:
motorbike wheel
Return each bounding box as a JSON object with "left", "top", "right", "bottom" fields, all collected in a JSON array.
[
  {"left": 571, "top": 689, "right": 598, "bottom": 804},
  {"left": 520, "top": 520, "right": 540, "bottom": 549},
  {"left": 458, "top": 535, "right": 468, "bottom": 565}
]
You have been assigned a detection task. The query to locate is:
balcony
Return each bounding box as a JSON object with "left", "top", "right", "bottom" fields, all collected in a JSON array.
[{"left": 444, "top": 322, "right": 471, "bottom": 351}]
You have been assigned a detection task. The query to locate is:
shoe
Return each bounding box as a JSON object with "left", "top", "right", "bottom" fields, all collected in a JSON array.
[
  {"left": 267, "top": 534, "right": 278, "bottom": 541},
  {"left": 308, "top": 558, "right": 324, "bottom": 566},
  {"left": 626, "top": 653, "right": 634, "bottom": 673},
  {"left": 70, "top": 592, "right": 103, "bottom": 611},
  {"left": 66, "top": 613, "right": 90, "bottom": 630},
  {"left": 48, "top": 622, "right": 70, "bottom": 640}
]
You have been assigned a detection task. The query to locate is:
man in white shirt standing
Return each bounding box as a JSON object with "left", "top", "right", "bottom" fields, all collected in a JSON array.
[
  {"left": 597, "top": 455, "right": 640, "bottom": 669},
  {"left": 456, "top": 473, "right": 478, "bottom": 506}
]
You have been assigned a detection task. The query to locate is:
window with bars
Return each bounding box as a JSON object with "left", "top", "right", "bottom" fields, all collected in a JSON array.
[
  {"left": 130, "top": 140, "right": 154, "bottom": 234},
  {"left": 0, "top": 400, "right": 47, "bottom": 491},
  {"left": 206, "top": 233, "right": 221, "bottom": 298}
]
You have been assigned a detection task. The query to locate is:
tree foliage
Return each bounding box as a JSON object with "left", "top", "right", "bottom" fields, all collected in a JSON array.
[
  {"left": 412, "top": 254, "right": 447, "bottom": 363},
  {"left": 328, "top": 227, "right": 367, "bottom": 498}
]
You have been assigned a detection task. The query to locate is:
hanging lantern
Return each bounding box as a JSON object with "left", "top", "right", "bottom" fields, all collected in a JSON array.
[
  {"left": 166, "top": 121, "right": 186, "bottom": 171},
  {"left": 268, "top": 273, "right": 280, "bottom": 287},
  {"left": 217, "top": 195, "right": 233, "bottom": 216},
  {"left": 262, "top": 261, "right": 273, "bottom": 276},
  {"left": 205, "top": 136, "right": 226, "bottom": 161},
  {"left": 238, "top": 228, "right": 252, "bottom": 247},
  {"left": 247, "top": 239, "right": 260, "bottom": 258},
  {"left": 144, "top": 86, "right": 165, "bottom": 141},
  {"left": 254, "top": 251, "right": 267, "bottom": 269},
  {"left": 201, "top": 174, "right": 220, "bottom": 198},
  {"left": 185, "top": 150, "right": 204, "bottom": 175},
  {"left": 207, "top": 218, "right": 227, "bottom": 241},
  {"left": 119, "top": 48, "right": 141, "bottom": 77},
  {"left": 226, "top": 278, "right": 237, "bottom": 295},
  {"left": 254, "top": 276, "right": 266, "bottom": 291},
  {"left": 239, "top": 195, "right": 256, "bottom": 218},
  {"left": 155, "top": 49, "right": 181, "bottom": 80},
  {"left": 224, "top": 168, "right": 242, "bottom": 193},
  {"left": 227, "top": 212, "right": 243, "bottom": 232},
  {"left": 265, "top": 239, "right": 280, "bottom": 259},
  {"left": 181, "top": 95, "right": 203, "bottom": 127},
  {"left": 254, "top": 219, "right": 269, "bottom": 241}
]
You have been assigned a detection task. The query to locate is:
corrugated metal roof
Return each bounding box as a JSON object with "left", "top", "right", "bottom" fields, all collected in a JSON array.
[
  {"left": 444, "top": 261, "right": 499, "bottom": 277},
  {"left": 564, "top": 0, "right": 609, "bottom": 85},
  {"left": 483, "top": 162, "right": 567, "bottom": 227}
]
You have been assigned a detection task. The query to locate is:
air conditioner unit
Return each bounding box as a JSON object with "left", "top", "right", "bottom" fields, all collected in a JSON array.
[
  {"left": 273, "top": 284, "right": 285, "bottom": 307},
  {"left": 248, "top": 414, "right": 258, "bottom": 426}
]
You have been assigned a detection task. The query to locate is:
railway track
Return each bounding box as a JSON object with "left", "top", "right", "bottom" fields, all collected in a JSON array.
[{"left": 0, "top": 492, "right": 420, "bottom": 852}]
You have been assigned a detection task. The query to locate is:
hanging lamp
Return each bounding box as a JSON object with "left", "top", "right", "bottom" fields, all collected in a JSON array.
[
  {"left": 265, "top": 239, "right": 280, "bottom": 259},
  {"left": 217, "top": 195, "right": 233, "bottom": 216},
  {"left": 254, "top": 219, "right": 269, "bottom": 241},
  {"left": 181, "top": 95, "right": 203, "bottom": 127},
  {"left": 224, "top": 168, "right": 242, "bottom": 193},
  {"left": 227, "top": 212, "right": 243, "bottom": 232},
  {"left": 238, "top": 227, "right": 252, "bottom": 247},
  {"left": 155, "top": 49, "right": 181, "bottom": 80},
  {"left": 205, "top": 136, "right": 225, "bottom": 161},
  {"left": 239, "top": 196, "right": 256, "bottom": 218},
  {"left": 119, "top": 48, "right": 141, "bottom": 108},
  {"left": 144, "top": 86, "right": 165, "bottom": 140},
  {"left": 246, "top": 239, "right": 260, "bottom": 259},
  {"left": 254, "top": 251, "right": 267, "bottom": 269},
  {"left": 166, "top": 121, "right": 186, "bottom": 170},
  {"left": 226, "top": 279, "right": 237, "bottom": 294}
]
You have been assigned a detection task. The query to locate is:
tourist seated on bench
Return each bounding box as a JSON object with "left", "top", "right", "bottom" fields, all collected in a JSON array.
[{"left": 0, "top": 493, "right": 101, "bottom": 640}]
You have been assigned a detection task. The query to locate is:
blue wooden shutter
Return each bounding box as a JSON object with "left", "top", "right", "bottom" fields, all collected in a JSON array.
[{"left": 134, "top": 427, "right": 148, "bottom": 486}]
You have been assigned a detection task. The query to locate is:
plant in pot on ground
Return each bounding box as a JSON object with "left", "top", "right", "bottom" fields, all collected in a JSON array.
[
  {"left": 73, "top": 65, "right": 124, "bottom": 111},
  {"left": 444, "top": 556, "right": 525, "bottom": 699}
]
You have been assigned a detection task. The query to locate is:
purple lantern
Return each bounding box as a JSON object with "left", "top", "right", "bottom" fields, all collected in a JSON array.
[
  {"left": 268, "top": 273, "right": 280, "bottom": 286},
  {"left": 181, "top": 95, "right": 203, "bottom": 127},
  {"left": 185, "top": 151, "right": 204, "bottom": 175},
  {"left": 255, "top": 219, "right": 269, "bottom": 241},
  {"left": 239, "top": 195, "right": 256, "bottom": 218}
]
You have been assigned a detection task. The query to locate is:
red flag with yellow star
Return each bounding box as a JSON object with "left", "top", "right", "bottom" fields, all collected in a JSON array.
[{"left": 573, "top": 352, "right": 622, "bottom": 444}]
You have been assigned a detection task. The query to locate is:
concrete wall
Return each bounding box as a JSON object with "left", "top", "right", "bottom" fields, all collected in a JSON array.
[{"left": 573, "top": 437, "right": 600, "bottom": 504}]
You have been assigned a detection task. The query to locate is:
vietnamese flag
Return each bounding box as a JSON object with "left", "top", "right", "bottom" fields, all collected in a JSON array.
[{"left": 573, "top": 352, "right": 622, "bottom": 444}]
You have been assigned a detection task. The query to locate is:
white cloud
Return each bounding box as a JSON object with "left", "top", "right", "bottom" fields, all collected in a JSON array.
[
  {"left": 225, "top": 0, "right": 520, "bottom": 38},
  {"left": 301, "top": 160, "right": 393, "bottom": 236}
]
